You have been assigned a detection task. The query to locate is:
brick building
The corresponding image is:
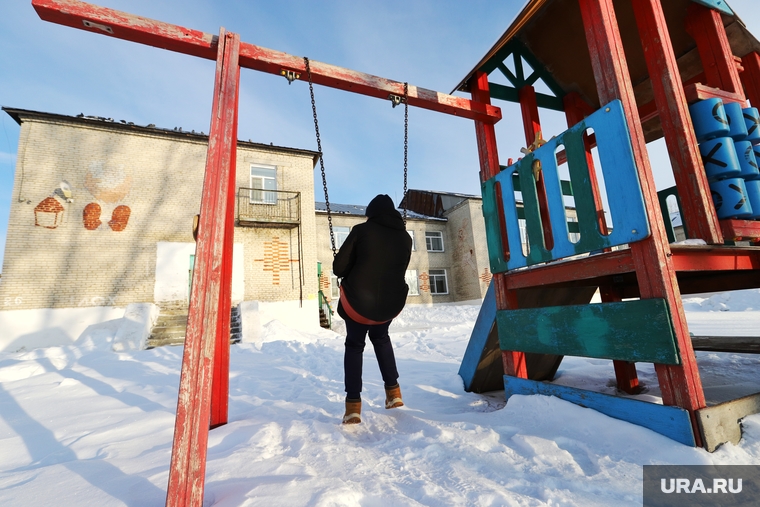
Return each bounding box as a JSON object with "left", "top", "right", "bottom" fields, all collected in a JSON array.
[{"left": 0, "top": 107, "right": 320, "bottom": 318}]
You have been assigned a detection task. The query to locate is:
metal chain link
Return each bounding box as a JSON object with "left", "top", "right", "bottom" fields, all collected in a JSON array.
[
  {"left": 403, "top": 82, "right": 409, "bottom": 226},
  {"left": 305, "top": 57, "right": 337, "bottom": 257}
]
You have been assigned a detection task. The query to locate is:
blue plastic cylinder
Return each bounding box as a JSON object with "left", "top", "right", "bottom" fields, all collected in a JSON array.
[
  {"left": 710, "top": 178, "right": 753, "bottom": 218},
  {"left": 734, "top": 140, "right": 760, "bottom": 180},
  {"left": 745, "top": 107, "right": 760, "bottom": 145},
  {"left": 689, "top": 98, "right": 729, "bottom": 142},
  {"left": 699, "top": 137, "right": 741, "bottom": 181},
  {"left": 724, "top": 102, "right": 749, "bottom": 141},
  {"left": 744, "top": 180, "right": 760, "bottom": 219}
]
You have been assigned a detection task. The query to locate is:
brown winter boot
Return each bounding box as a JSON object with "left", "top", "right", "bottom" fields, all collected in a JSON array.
[
  {"left": 385, "top": 384, "right": 404, "bottom": 409},
  {"left": 343, "top": 399, "right": 361, "bottom": 424}
]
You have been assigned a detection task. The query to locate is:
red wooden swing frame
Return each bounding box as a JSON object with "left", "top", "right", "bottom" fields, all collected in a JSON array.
[
  {"left": 31, "top": 1, "right": 502, "bottom": 505},
  {"left": 31, "top": 0, "right": 760, "bottom": 504}
]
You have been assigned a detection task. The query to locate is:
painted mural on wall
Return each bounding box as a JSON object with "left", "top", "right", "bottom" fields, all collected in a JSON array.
[
  {"left": 34, "top": 196, "right": 65, "bottom": 229},
  {"left": 83, "top": 161, "right": 133, "bottom": 232},
  {"left": 257, "top": 237, "right": 292, "bottom": 285},
  {"left": 479, "top": 267, "right": 493, "bottom": 285},
  {"left": 418, "top": 272, "right": 430, "bottom": 292}
]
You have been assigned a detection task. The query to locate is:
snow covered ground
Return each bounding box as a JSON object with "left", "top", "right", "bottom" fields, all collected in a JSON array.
[{"left": 2, "top": 291, "right": 760, "bottom": 506}]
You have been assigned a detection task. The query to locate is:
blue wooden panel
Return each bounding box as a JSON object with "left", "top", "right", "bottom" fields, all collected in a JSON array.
[
  {"left": 691, "top": 0, "right": 734, "bottom": 16},
  {"left": 496, "top": 299, "right": 680, "bottom": 365},
  {"left": 458, "top": 280, "right": 497, "bottom": 392},
  {"left": 481, "top": 99, "right": 651, "bottom": 271},
  {"left": 503, "top": 376, "right": 696, "bottom": 446}
]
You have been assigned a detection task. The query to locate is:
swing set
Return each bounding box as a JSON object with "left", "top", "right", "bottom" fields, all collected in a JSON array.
[
  {"left": 30, "top": 1, "right": 501, "bottom": 505},
  {"left": 304, "top": 57, "right": 410, "bottom": 257}
]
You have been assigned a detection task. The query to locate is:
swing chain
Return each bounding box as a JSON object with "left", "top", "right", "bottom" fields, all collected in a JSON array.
[
  {"left": 403, "top": 82, "right": 409, "bottom": 225},
  {"left": 304, "top": 56, "right": 337, "bottom": 257}
]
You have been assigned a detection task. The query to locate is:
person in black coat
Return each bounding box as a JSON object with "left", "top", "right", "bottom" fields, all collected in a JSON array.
[{"left": 333, "top": 194, "right": 412, "bottom": 424}]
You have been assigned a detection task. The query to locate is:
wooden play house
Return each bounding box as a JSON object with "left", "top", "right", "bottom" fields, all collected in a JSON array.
[{"left": 458, "top": 0, "right": 760, "bottom": 450}]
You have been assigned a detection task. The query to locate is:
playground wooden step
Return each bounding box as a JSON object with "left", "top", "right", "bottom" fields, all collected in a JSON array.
[{"left": 691, "top": 335, "right": 760, "bottom": 354}]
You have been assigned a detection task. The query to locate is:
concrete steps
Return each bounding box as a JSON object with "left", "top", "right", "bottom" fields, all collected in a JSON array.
[{"left": 147, "top": 305, "right": 242, "bottom": 349}]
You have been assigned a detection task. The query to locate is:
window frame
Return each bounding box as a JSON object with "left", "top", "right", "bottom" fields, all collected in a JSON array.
[
  {"left": 428, "top": 269, "right": 449, "bottom": 295},
  {"left": 425, "top": 231, "right": 444, "bottom": 252},
  {"left": 334, "top": 225, "right": 350, "bottom": 249},
  {"left": 249, "top": 164, "right": 277, "bottom": 204}
]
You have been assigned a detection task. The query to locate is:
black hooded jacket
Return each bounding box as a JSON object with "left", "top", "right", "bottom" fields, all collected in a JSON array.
[{"left": 333, "top": 194, "right": 413, "bottom": 323}]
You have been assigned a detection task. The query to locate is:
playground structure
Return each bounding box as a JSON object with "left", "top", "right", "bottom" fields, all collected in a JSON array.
[
  {"left": 28, "top": 0, "right": 760, "bottom": 504},
  {"left": 458, "top": 0, "right": 760, "bottom": 452}
]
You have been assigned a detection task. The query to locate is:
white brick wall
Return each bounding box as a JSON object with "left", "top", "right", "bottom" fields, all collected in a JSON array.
[{"left": 0, "top": 113, "right": 318, "bottom": 310}]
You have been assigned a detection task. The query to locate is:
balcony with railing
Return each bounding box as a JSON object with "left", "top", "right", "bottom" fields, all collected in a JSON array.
[{"left": 237, "top": 188, "right": 301, "bottom": 228}]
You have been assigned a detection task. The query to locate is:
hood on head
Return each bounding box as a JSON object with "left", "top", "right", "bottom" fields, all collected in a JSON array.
[{"left": 365, "top": 194, "right": 396, "bottom": 218}]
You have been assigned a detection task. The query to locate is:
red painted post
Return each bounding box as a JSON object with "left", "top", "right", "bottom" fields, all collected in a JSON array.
[
  {"left": 31, "top": 0, "right": 500, "bottom": 124},
  {"left": 741, "top": 52, "right": 760, "bottom": 108},
  {"left": 166, "top": 29, "right": 240, "bottom": 507},
  {"left": 685, "top": 3, "right": 745, "bottom": 99},
  {"left": 470, "top": 71, "right": 527, "bottom": 378},
  {"left": 519, "top": 85, "right": 554, "bottom": 251},
  {"left": 578, "top": 0, "right": 705, "bottom": 445},
  {"left": 210, "top": 61, "right": 240, "bottom": 430},
  {"left": 633, "top": 0, "right": 723, "bottom": 245}
]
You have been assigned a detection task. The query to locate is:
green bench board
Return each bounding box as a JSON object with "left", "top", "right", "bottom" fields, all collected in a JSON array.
[
  {"left": 496, "top": 298, "right": 680, "bottom": 364},
  {"left": 481, "top": 99, "right": 650, "bottom": 272},
  {"left": 503, "top": 376, "right": 696, "bottom": 446}
]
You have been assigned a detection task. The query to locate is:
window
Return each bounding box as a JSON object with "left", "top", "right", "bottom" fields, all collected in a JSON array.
[
  {"left": 405, "top": 269, "right": 419, "bottom": 296},
  {"left": 330, "top": 271, "right": 340, "bottom": 299},
  {"left": 429, "top": 269, "right": 448, "bottom": 295},
  {"left": 408, "top": 230, "right": 415, "bottom": 251},
  {"left": 425, "top": 231, "right": 444, "bottom": 252},
  {"left": 334, "top": 226, "right": 350, "bottom": 249},
  {"left": 250, "top": 165, "right": 277, "bottom": 204}
]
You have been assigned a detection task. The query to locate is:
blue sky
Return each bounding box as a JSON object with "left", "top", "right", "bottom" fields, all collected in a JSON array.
[{"left": 1, "top": 0, "right": 759, "bottom": 270}]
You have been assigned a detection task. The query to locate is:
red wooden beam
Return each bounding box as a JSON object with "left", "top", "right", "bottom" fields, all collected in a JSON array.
[
  {"left": 671, "top": 246, "right": 760, "bottom": 271},
  {"left": 683, "top": 83, "right": 747, "bottom": 106},
  {"left": 166, "top": 29, "right": 240, "bottom": 507},
  {"left": 632, "top": 0, "right": 723, "bottom": 245},
  {"left": 470, "top": 72, "right": 527, "bottom": 379},
  {"left": 741, "top": 52, "right": 760, "bottom": 108},
  {"left": 685, "top": 3, "right": 745, "bottom": 99},
  {"left": 210, "top": 60, "right": 240, "bottom": 430},
  {"left": 505, "top": 249, "right": 635, "bottom": 289},
  {"left": 579, "top": 0, "right": 705, "bottom": 446},
  {"left": 31, "top": 0, "right": 501, "bottom": 124},
  {"left": 519, "top": 85, "right": 554, "bottom": 251},
  {"left": 637, "top": 72, "right": 706, "bottom": 124},
  {"left": 720, "top": 219, "right": 760, "bottom": 242}
]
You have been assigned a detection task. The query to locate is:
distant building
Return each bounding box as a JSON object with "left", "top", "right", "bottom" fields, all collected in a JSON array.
[{"left": 315, "top": 192, "right": 493, "bottom": 311}]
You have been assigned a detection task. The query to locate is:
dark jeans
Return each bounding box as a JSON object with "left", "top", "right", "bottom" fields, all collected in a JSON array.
[{"left": 343, "top": 315, "right": 399, "bottom": 400}]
